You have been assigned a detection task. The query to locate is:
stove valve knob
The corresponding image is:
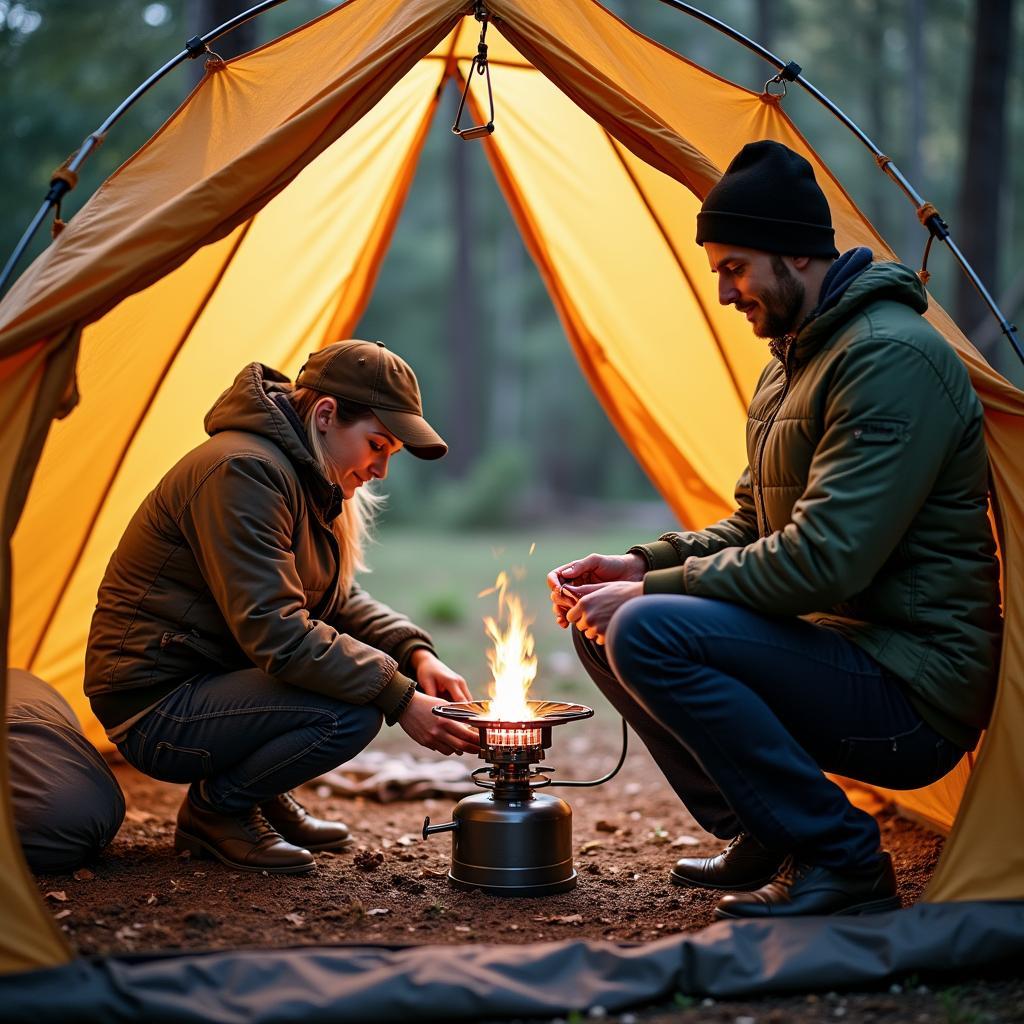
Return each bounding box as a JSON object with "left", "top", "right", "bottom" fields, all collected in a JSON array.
[{"left": 422, "top": 815, "right": 458, "bottom": 840}]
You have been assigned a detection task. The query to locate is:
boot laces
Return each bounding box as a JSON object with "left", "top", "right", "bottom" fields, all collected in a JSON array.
[
  {"left": 722, "top": 833, "right": 747, "bottom": 855},
  {"left": 242, "top": 806, "right": 278, "bottom": 841},
  {"left": 277, "top": 791, "right": 306, "bottom": 817},
  {"left": 773, "top": 855, "right": 810, "bottom": 888}
]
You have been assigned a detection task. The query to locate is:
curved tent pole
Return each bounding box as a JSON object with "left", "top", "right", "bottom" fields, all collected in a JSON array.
[
  {"left": 2, "top": 0, "right": 1021, "bottom": 367},
  {"left": 652, "top": 0, "right": 1023, "bottom": 367},
  {"left": 0, "top": 0, "right": 293, "bottom": 299}
]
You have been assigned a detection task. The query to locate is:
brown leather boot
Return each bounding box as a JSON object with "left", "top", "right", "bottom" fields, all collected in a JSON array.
[
  {"left": 260, "top": 791, "right": 352, "bottom": 852},
  {"left": 670, "top": 832, "right": 784, "bottom": 891},
  {"left": 175, "top": 795, "right": 315, "bottom": 874}
]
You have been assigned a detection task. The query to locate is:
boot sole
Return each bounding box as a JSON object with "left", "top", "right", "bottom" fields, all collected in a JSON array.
[
  {"left": 175, "top": 828, "right": 316, "bottom": 875},
  {"left": 714, "top": 894, "right": 902, "bottom": 920},
  {"left": 670, "top": 869, "right": 780, "bottom": 892},
  {"left": 303, "top": 836, "right": 354, "bottom": 853}
]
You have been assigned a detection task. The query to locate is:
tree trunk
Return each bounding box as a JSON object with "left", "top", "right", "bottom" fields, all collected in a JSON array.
[
  {"left": 185, "top": 1, "right": 260, "bottom": 88},
  {"left": 755, "top": 0, "right": 774, "bottom": 54},
  {"left": 860, "top": 0, "right": 891, "bottom": 233},
  {"left": 445, "top": 83, "right": 481, "bottom": 477},
  {"left": 902, "top": 0, "right": 927, "bottom": 262},
  {"left": 954, "top": 0, "right": 1014, "bottom": 365}
]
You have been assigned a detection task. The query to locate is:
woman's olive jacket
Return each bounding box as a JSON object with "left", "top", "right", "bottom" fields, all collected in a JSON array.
[
  {"left": 85, "top": 362, "right": 429, "bottom": 731},
  {"left": 634, "top": 262, "right": 1002, "bottom": 749}
]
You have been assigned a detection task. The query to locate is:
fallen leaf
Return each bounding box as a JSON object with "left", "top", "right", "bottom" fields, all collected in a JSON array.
[
  {"left": 367, "top": 908, "right": 390, "bottom": 916},
  {"left": 72, "top": 868, "right": 95, "bottom": 882},
  {"left": 53, "top": 910, "right": 72, "bottom": 920},
  {"left": 192, "top": 871, "right": 207, "bottom": 878},
  {"left": 146, "top": 895, "right": 158, "bottom": 905},
  {"left": 396, "top": 834, "right": 419, "bottom": 847},
  {"left": 580, "top": 840, "right": 603, "bottom": 855},
  {"left": 550, "top": 914, "right": 584, "bottom": 926},
  {"left": 284, "top": 913, "right": 305, "bottom": 927},
  {"left": 419, "top": 867, "right": 448, "bottom": 879},
  {"left": 454, "top": 925, "right": 471, "bottom": 932},
  {"left": 44, "top": 891, "right": 68, "bottom": 902}
]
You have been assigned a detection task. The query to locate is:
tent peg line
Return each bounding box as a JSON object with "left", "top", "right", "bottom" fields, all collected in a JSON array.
[
  {"left": 0, "top": 0, "right": 1020, "bottom": 368},
  {"left": 652, "top": 0, "right": 1023, "bottom": 368}
]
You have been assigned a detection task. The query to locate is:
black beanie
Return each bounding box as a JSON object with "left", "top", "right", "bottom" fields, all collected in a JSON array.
[{"left": 696, "top": 141, "right": 839, "bottom": 258}]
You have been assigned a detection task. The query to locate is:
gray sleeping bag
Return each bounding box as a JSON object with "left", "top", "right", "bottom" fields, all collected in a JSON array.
[{"left": 6, "top": 669, "right": 124, "bottom": 872}]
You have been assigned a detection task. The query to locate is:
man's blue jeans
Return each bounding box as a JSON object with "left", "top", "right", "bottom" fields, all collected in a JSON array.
[
  {"left": 575, "top": 595, "right": 963, "bottom": 869},
  {"left": 117, "top": 669, "right": 383, "bottom": 815}
]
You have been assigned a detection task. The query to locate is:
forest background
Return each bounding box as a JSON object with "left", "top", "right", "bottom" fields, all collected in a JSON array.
[{"left": 1, "top": 0, "right": 1021, "bottom": 536}]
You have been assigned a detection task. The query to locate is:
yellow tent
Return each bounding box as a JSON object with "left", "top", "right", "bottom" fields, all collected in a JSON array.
[{"left": 0, "top": 0, "right": 1021, "bottom": 985}]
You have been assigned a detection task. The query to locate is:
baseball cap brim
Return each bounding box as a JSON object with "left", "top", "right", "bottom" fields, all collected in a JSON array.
[{"left": 373, "top": 407, "right": 448, "bottom": 461}]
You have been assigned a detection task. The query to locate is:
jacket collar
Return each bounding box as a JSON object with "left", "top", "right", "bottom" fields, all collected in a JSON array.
[
  {"left": 771, "top": 252, "right": 928, "bottom": 369},
  {"left": 204, "top": 362, "right": 343, "bottom": 524}
]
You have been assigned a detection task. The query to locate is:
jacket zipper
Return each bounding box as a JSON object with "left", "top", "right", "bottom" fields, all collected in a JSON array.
[
  {"left": 160, "top": 630, "right": 216, "bottom": 658},
  {"left": 753, "top": 337, "right": 796, "bottom": 536}
]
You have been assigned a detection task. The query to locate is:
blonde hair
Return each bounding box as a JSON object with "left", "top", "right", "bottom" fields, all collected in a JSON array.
[{"left": 289, "top": 386, "right": 385, "bottom": 594}]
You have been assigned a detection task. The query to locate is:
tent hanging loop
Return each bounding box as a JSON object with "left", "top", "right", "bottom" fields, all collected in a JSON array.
[
  {"left": 452, "top": 3, "right": 495, "bottom": 141},
  {"left": 762, "top": 60, "right": 802, "bottom": 100}
]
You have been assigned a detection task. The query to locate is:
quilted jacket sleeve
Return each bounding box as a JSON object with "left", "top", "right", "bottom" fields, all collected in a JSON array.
[{"left": 630, "top": 467, "right": 759, "bottom": 576}]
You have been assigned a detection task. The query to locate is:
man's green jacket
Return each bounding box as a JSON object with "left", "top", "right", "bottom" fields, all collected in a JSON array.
[{"left": 633, "top": 262, "right": 1002, "bottom": 750}]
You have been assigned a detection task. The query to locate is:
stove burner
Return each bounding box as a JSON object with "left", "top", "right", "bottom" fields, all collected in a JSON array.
[
  {"left": 485, "top": 726, "right": 542, "bottom": 747},
  {"left": 421, "top": 699, "right": 596, "bottom": 896}
]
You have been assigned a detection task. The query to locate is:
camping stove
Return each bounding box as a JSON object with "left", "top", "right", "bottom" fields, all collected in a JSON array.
[{"left": 421, "top": 699, "right": 594, "bottom": 896}]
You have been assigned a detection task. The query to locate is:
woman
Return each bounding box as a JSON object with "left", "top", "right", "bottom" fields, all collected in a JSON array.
[{"left": 85, "top": 340, "right": 479, "bottom": 874}]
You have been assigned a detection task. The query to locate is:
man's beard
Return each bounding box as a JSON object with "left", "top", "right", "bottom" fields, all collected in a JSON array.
[{"left": 752, "top": 256, "right": 806, "bottom": 338}]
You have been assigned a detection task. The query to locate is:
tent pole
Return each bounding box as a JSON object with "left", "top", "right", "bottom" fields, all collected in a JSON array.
[
  {"left": 651, "top": 0, "right": 1024, "bottom": 368},
  {"left": 0, "top": 0, "right": 293, "bottom": 300}
]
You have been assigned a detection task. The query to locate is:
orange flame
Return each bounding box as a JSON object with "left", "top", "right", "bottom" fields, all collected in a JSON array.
[{"left": 481, "top": 571, "right": 537, "bottom": 721}]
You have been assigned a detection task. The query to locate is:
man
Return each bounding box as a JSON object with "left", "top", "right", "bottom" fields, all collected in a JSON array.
[{"left": 549, "top": 141, "right": 1002, "bottom": 919}]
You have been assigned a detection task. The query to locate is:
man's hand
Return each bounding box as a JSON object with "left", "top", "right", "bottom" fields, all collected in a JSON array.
[
  {"left": 410, "top": 649, "right": 472, "bottom": 702},
  {"left": 547, "top": 552, "right": 645, "bottom": 627},
  {"left": 564, "top": 580, "right": 643, "bottom": 644},
  {"left": 399, "top": 692, "right": 481, "bottom": 756}
]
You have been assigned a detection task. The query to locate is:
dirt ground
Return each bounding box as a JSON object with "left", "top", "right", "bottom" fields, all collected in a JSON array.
[{"left": 33, "top": 734, "right": 1023, "bottom": 1024}]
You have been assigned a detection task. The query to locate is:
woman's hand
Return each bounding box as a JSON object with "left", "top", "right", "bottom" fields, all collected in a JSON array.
[
  {"left": 399, "top": 692, "right": 481, "bottom": 756},
  {"left": 547, "top": 552, "right": 646, "bottom": 628},
  {"left": 564, "top": 580, "right": 644, "bottom": 644},
  {"left": 410, "top": 650, "right": 472, "bottom": 702}
]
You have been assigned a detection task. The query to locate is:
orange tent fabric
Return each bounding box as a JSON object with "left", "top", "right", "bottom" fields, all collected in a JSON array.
[{"left": 0, "top": 0, "right": 1021, "bottom": 973}]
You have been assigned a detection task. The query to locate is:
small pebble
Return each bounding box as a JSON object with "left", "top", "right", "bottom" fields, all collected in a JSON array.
[
  {"left": 620, "top": 1015, "right": 638, "bottom": 1024},
  {"left": 889, "top": 983, "right": 903, "bottom": 995},
  {"left": 735, "top": 1016, "right": 756, "bottom": 1024},
  {"left": 916, "top": 985, "right": 930, "bottom": 995},
  {"left": 833, "top": 1009, "right": 846, "bottom": 1018},
  {"left": 701, "top": 997, "right": 716, "bottom": 1007},
  {"left": 588, "top": 1007, "right": 607, "bottom": 1019}
]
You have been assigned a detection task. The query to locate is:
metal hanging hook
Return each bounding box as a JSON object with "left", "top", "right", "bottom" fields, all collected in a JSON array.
[{"left": 452, "top": 2, "right": 495, "bottom": 141}]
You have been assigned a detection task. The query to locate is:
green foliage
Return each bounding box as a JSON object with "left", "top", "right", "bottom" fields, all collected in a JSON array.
[
  {"left": 939, "top": 986, "right": 983, "bottom": 1024},
  {"left": 673, "top": 991, "right": 696, "bottom": 1009},
  {"left": 419, "top": 591, "right": 465, "bottom": 626}
]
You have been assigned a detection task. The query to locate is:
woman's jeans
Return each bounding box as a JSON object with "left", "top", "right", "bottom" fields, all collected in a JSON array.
[
  {"left": 117, "top": 668, "right": 383, "bottom": 815},
  {"left": 576, "top": 595, "right": 964, "bottom": 870}
]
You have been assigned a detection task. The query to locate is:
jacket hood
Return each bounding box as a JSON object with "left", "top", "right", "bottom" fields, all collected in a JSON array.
[
  {"left": 794, "top": 258, "right": 928, "bottom": 362},
  {"left": 204, "top": 362, "right": 342, "bottom": 520}
]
